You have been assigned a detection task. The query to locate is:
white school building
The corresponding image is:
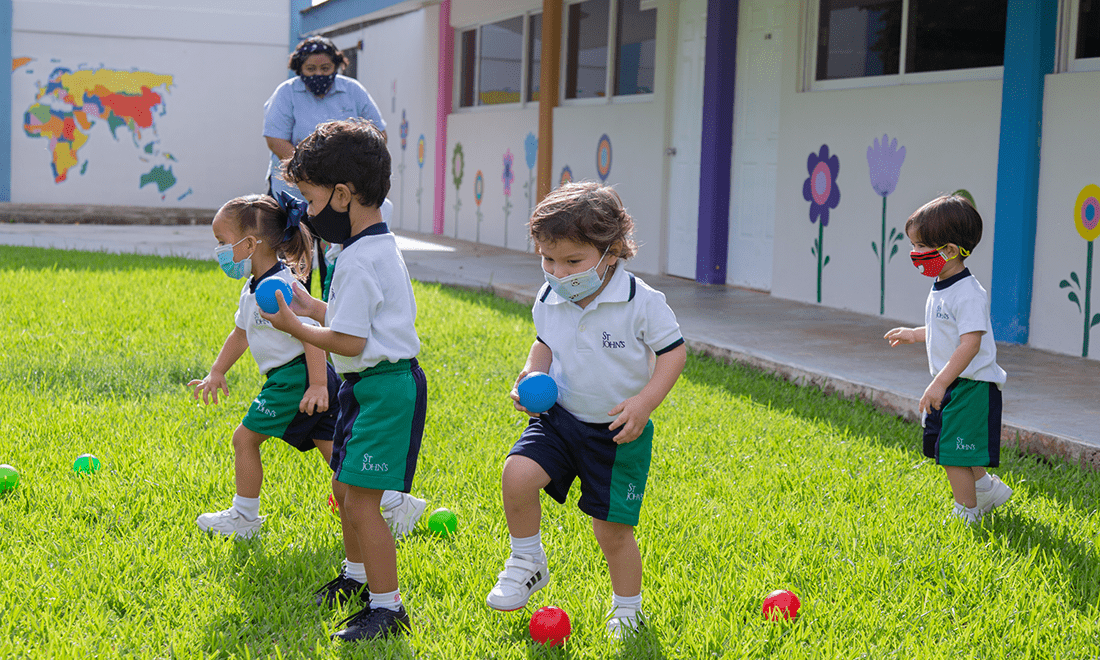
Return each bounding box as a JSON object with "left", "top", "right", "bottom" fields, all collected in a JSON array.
[{"left": 3, "top": 0, "right": 1099, "bottom": 361}]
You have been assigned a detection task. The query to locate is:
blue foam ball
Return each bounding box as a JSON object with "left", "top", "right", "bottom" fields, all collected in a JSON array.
[
  {"left": 255, "top": 278, "right": 293, "bottom": 314},
  {"left": 518, "top": 372, "right": 558, "bottom": 414}
]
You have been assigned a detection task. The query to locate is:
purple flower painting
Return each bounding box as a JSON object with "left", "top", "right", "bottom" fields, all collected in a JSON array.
[
  {"left": 803, "top": 144, "right": 840, "bottom": 303},
  {"left": 502, "top": 149, "right": 515, "bottom": 246},
  {"left": 523, "top": 131, "right": 538, "bottom": 220},
  {"left": 866, "top": 134, "right": 906, "bottom": 314}
]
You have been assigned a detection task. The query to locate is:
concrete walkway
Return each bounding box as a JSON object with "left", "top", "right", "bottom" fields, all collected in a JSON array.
[{"left": 2, "top": 221, "right": 1097, "bottom": 468}]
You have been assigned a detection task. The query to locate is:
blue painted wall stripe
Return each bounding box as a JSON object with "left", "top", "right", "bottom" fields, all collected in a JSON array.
[
  {"left": 1, "top": 0, "right": 11, "bottom": 202},
  {"left": 990, "top": 0, "right": 1057, "bottom": 343},
  {"left": 290, "top": 0, "right": 310, "bottom": 54},
  {"left": 695, "top": 0, "right": 738, "bottom": 285},
  {"left": 300, "top": 0, "right": 408, "bottom": 36}
]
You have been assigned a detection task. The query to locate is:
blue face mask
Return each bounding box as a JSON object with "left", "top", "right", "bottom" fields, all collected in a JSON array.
[
  {"left": 214, "top": 237, "right": 258, "bottom": 280},
  {"left": 543, "top": 247, "right": 611, "bottom": 302}
]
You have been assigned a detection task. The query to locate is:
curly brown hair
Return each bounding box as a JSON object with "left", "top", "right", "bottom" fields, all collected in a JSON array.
[
  {"left": 904, "top": 194, "right": 983, "bottom": 254},
  {"left": 528, "top": 181, "right": 637, "bottom": 259}
]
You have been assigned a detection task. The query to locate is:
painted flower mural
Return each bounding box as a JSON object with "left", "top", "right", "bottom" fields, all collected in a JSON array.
[
  {"left": 502, "top": 149, "right": 515, "bottom": 247},
  {"left": 560, "top": 165, "right": 573, "bottom": 187},
  {"left": 1061, "top": 184, "right": 1100, "bottom": 357},
  {"left": 452, "top": 143, "right": 464, "bottom": 237},
  {"left": 596, "top": 134, "right": 612, "bottom": 182},
  {"left": 802, "top": 144, "right": 840, "bottom": 303},
  {"left": 523, "top": 132, "right": 538, "bottom": 219},
  {"left": 474, "top": 170, "right": 484, "bottom": 243},
  {"left": 396, "top": 109, "right": 409, "bottom": 228},
  {"left": 866, "top": 134, "right": 907, "bottom": 315},
  {"left": 416, "top": 134, "right": 426, "bottom": 232}
]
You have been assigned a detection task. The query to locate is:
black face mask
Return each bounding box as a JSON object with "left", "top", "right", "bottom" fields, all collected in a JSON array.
[
  {"left": 305, "top": 188, "right": 352, "bottom": 244},
  {"left": 301, "top": 73, "right": 336, "bottom": 96}
]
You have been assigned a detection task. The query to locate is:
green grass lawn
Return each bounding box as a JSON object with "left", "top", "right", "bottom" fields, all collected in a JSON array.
[{"left": 0, "top": 245, "right": 1098, "bottom": 659}]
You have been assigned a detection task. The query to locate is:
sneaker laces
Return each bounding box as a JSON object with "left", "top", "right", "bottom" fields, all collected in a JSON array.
[{"left": 337, "top": 604, "right": 374, "bottom": 628}]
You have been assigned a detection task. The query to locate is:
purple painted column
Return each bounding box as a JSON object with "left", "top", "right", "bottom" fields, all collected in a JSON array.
[
  {"left": 695, "top": 0, "right": 738, "bottom": 284},
  {"left": 433, "top": 0, "right": 453, "bottom": 235}
]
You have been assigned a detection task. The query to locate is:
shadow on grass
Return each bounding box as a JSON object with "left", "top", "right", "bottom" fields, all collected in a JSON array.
[
  {"left": 197, "top": 538, "right": 417, "bottom": 659},
  {"left": 0, "top": 245, "right": 204, "bottom": 273}
]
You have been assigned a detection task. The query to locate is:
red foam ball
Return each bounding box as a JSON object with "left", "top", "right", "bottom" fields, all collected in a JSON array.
[
  {"left": 529, "top": 606, "right": 571, "bottom": 646},
  {"left": 762, "top": 589, "right": 801, "bottom": 620}
]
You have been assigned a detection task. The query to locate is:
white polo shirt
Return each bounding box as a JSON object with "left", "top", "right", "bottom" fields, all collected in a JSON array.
[
  {"left": 326, "top": 223, "right": 420, "bottom": 374},
  {"left": 234, "top": 263, "right": 320, "bottom": 375},
  {"left": 534, "top": 266, "right": 684, "bottom": 423},
  {"left": 925, "top": 268, "right": 1006, "bottom": 387}
]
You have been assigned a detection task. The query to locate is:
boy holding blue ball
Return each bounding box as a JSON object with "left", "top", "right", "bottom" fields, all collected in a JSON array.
[
  {"left": 262, "top": 118, "right": 428, "bottom": 641},
  {"left": 488, "top": 182, "right": 686, "bottom": 638}
]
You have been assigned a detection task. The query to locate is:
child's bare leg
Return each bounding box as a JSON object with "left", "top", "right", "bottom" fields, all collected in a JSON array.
[
  {"left": 971, "top": 466, "right": 988, "bottom": 481},
  {"left": 501, "top": 455, "right": 551, "bottom": 537},
  {"left": 592, "top": 519, "right": 642, "bottom": 597},
  {"left": 342, "top": 485, "right": 397, "bottom": 592},
  {"left": 314, "top": 438, "right": 333, "bottom": 464},
  {"left": 944, "top": 465, "right": 977, "bottom": 508},
  {"left": 232, "top": 425, "right": 267, "bottom": 498},
  {"left": 331, "top": 475, "right": 364, "bottom": 564}
]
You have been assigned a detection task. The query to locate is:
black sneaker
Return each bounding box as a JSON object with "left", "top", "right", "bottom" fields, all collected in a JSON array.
[
  {"left": 331, "top": 605, "right": 410, "bottom": 641},
  {"left": 313, "top": 570, "right": 367, "bottom": 607}
]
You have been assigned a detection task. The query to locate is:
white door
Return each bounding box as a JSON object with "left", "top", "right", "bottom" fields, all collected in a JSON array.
[
  {"left": 665, "top": 0, "right": 707, "bottom": 279},
  {"left": 727, "top": 0, "right": 783, "bottom": 290}
]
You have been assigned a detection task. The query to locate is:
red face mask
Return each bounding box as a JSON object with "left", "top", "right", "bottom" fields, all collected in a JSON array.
[{"left": 910, "top": 245, "right": 969, "bottom": 277}]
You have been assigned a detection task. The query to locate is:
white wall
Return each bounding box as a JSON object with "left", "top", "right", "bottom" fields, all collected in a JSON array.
[
  {"left": 11, "top": 0, "right": 288, "bottom": 209},
  {"left": 1030, "top": 71, "right": 1100, "bottom": 361},
  {"left": 772, "top": 4, "right": 1002, "bottom": 324},
  {"left": 332, "top": 6, "right": 440, "bottom": 234}
]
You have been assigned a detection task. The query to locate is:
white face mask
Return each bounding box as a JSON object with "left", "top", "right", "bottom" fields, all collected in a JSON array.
[{"left": 543, "top": 247, "right": 610, "bottom": 302}]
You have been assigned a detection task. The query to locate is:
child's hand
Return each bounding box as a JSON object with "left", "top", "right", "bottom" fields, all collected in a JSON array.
[
  {"left": 288, "top": 280, "right": 319, "bottom": 318},
  {"left": 884, "top": 327, "right": 918, "bottom": 346},
  {"left": 608, "top": 396, "right": 654, "bottom": 444},
  {"left": 258, "top": 289, "right": 302, "bottom": 334},
  {"left": 920, "top": 380, "right": 947, "bottom": 415},
  {"left": 299, "top": 383, "right": 329, "bottom": 415},
  {"left": 509, "top": 370, "right": 541, "bottom": 417},
  {"left": 188, "top": 371, "right": 228, "bottom": 405}
]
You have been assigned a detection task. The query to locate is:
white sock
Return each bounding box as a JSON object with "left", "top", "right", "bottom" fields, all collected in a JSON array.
[
  {"left": 343, "top": 560, "right": 367, "bottom": 583},
  {"left": 611, "top": 592, "right": 642, "bottom": 616},
  {"left": 975, "top": 474, "right": 993, "bottom": 491},
  {"left": 232, "top": 495, "right": 260, "bottom": 521},
  {"left": 370, "top": 588, "right": 402, "bottom": 611},
  {"left": 510, "top": 532, "right": 544, "bottom": 560},
  {"left": 380, "top": 490, "right": 403, "bottom": 511}
]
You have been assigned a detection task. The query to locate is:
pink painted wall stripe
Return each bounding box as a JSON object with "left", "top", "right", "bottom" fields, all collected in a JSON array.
[{"left": 433, "top": 0, "right": 453, "bottom": 235}]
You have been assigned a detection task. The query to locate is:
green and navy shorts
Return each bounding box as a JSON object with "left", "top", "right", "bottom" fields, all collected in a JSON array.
[
  {"left": 510, "top": 404, "right": 653, "bottom": 526},
  {"left": 923, "top": 377, "right": 1002, "bottom": 467},
  {"left": 331, "top": 358, "right": 427, "bottom": 491},
  {"left": 242, "top": 355, "right": 339, "bottom": 451}
]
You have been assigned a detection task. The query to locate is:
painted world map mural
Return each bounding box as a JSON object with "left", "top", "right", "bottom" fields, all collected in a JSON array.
[{"left": 16, "top": 58, "right": 190, "bottom": 200}]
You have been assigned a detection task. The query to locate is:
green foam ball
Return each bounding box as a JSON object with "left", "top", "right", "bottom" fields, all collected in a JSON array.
[
  {"left": 73, "top": 454, "right": 101, "bottom": 475},
  {"left": 0, "top": 464, "right": 20, "bottom": 493},
  {"left": 427, "top": 507, "right": 458, "bottom": 537}
]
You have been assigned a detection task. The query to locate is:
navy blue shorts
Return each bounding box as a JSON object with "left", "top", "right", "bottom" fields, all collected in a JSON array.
[{"left": 509, "top": 405, "right": 653, "bottom": 526}]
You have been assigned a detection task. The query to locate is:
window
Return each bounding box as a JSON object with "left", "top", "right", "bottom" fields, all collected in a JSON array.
[
  {"left": 457, "top": 12, "right": 540, "bottom": 109},
  {"left": 528, "top": 13, "right": 543, "bottom": 102},
  {"left": 815, "top": 0, "right": 1006, "bottom": 83},
  {"left": 1077, "top": 0, "right": 1100, "bottom": 59},
  {"left": 343, "top": 48, "right": 358, "bottom": 81},
  {"left": 614, "top": 0, "right": 657, "bottom": 95},
  {"left": 565, "top": 0, "right": 657, "bottom": 100},
  {"left": 480, "top": 16, "right": 524, "bottom": 104}
]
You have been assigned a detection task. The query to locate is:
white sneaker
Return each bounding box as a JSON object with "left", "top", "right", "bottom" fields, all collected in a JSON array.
[
  {"left": 606, "top": 608, "right": 644, "bottom": 639},
  {"left": 382, "top": 493, "right": 427, "bottom": 540},
  {"left": 948, "top": 502, "right": 982, "bottom": 525},
  {"left": 486, "top": 553, "right": 549, "bottom": 611},
  {"left": 196, "top": 507, "right": 265, "bottom": 539},
  {"left": 976, "top": 475, "right": 1012, "bottom": 514}
]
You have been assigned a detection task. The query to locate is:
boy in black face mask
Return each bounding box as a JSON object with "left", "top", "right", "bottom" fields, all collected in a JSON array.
[{"left": 262, "top": 118, "right": 428, "bottom": 642}]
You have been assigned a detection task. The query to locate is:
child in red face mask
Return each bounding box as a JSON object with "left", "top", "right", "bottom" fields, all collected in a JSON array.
[{"left": 884, "top": 194, "right": 1012, "bottom": 524}]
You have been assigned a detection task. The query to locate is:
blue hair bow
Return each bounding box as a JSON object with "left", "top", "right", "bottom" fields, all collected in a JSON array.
[{"left": 275, "top": 190, "right": 307, "bottom": 242}]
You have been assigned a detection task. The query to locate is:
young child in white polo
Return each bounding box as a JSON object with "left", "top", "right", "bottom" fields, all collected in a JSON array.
[
  {"left": 261, "top": 118, "right": 427, "bottom": 642},
  {"left": 190, "top": 192, "right": 339, "bottom": 540},
  {"left": 487, "top": 182, "right": 687, "bottom": 639},
  {"left": 885, "top": 194, "right": 1012, "bottom": 524}
]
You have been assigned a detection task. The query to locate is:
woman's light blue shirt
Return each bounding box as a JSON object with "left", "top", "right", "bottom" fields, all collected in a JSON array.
[{"left": 263, "top": 74, "right": 386, "bottom": 197}]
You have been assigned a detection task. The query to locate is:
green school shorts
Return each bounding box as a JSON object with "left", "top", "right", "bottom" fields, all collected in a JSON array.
[{"left": 923, "top": 378, "right": 1002, "bottom": 467}]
